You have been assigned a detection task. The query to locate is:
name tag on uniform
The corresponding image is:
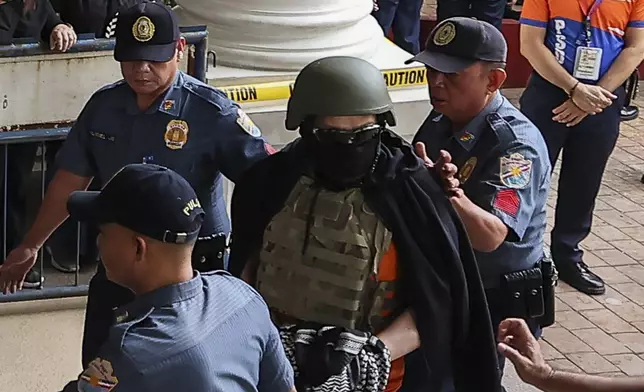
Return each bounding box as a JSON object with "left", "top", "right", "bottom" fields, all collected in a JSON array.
[
  {"left": 573, "top": 47, "right": 602, "bottom": 81},
  {"left": 89, "top": 131, "right": 116, "bottom": 142}
]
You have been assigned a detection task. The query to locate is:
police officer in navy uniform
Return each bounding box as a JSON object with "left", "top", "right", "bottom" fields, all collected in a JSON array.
[
  {"left": 59, "top": 164, "right": 295, "bottom": 392},
  {"left": 0, "top": 1, "right": 273, "bottom": 368},
  {"left": 410, "top": 17, "right": 555, "bottom": 389}
]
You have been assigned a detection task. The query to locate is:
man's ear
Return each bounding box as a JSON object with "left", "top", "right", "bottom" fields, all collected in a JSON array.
[
  {"left": 176, "top": 37, "right": 187, "bottom": 61},
  {"left": 488, "top": 68, "right": 507, "bottom": 93},
  {"left": 134, "top": 236, "right": 147, "bottom": 262}
]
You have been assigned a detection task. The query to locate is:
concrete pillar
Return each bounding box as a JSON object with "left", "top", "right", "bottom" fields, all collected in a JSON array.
[{"left": 174, "top": 0, "right": 384, "bottom": 71}]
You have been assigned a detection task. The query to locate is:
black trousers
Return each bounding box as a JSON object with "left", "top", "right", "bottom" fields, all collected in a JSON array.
[
  {"left": 519, "top": 73, "right": 625, "bottom": 268},
  {"left": 81, "top": 239, "right": 226, "bottom": 367},
  {"left": 436, "top": 0, "right": 506, "bottom": 31}
]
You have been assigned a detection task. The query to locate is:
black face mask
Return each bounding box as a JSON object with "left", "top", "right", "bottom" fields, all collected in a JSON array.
[{"left": 303, "top": 124, "right": 381, "bottom": 189}]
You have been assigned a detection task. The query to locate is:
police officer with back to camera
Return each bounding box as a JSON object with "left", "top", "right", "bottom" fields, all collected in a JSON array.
[
  {"left": 410, "top": 17, "right": 557, "bottom": 388},
  {"left": 0, "top": 0, "right": 273, "bottom": 369},
  {"left": 59, "top": 164, "right": 295, "bottom": 392}
]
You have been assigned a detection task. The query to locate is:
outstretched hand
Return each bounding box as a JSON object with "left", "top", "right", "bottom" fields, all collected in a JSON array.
[
  {"left": 415, "top": 142, "right": 463, "bottom": 198},
  {"left": 498, "top": 318, "right": 554, "bottom": 387}
]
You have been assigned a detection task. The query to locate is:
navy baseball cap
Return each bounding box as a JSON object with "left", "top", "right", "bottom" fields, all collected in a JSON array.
[
  {"left": 67, "top": 164, "right": 204, "bottom": 244},
  {"left": 405, "top": 17, "right": 507, "bottom": 73},
  {"left": 114, "top": 1, "right": 181, "bottom": 63}
]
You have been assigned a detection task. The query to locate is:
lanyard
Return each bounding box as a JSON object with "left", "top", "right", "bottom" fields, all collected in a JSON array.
[{"left": 579, "top": 0, "right": 603, "bottom": 44}]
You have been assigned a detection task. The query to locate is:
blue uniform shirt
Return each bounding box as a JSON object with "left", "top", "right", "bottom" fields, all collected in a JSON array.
[
  {"left": 76, "top": 271, "right": 294, "bottom": 392},
  {"left": 56, "top": 71, "right": 270, "bottom": 236},
  {"left": 413, "top": 92, "right": 551, "bottom": 288}
]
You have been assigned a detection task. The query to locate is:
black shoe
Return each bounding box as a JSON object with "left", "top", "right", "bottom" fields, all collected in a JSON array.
[
  {"left": 620, "top": 105, "right": 639, "bottom": 121},
  {"left": 46, "top": 245, "right": 78, "bottom": 273},
  {"left": 22, "top": 269, "right": 44, "bottom": 289},
  {"left": 558, "top": 262, "right": 605, "bottom": 295}
]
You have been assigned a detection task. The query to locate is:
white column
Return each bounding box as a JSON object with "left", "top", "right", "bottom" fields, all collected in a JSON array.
[{"left": 174, "top": 0, "right": 384, "bottom": 71}]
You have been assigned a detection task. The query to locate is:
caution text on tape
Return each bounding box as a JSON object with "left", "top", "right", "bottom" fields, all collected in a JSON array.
[{"left": 218, "top": 67, "right": 427, "bottom": 103}]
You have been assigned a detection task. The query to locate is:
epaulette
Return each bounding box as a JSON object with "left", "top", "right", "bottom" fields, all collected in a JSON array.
[
  {"left": 183, "top": 80, "right": 231, "bottom": 112},
  {"left": 486, "top": 112, "right": 517, "bottom": 148},
  {"left": 110, "top": 306, "right": 155, "bottom": 350},
  {"left": 93, "top": 79, "right": 127, "bottom": 96}
]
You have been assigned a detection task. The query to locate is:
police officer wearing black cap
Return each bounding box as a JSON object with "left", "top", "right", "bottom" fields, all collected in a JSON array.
[
  {"left": 409, "top": 17, "right": 556, "bottom": 389},
  {"left": 59, "top": 164, "right": 295, "bottom": 392},
  {"left": 0, "top": 0, "right": 273, "bottom": 368}
]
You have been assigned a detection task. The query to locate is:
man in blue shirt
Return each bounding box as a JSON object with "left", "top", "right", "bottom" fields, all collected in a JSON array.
[
  {"left": 59, "top": 163, "right": 295, "bottom": 392},
  {"left": 0, "top": 0, "right": 272, "bottom": 369},
  {"left": 410, "top": 17, "right": 554, "bottom": 390}
]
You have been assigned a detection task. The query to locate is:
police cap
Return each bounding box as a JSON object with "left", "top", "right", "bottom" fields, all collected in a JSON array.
[
  {"left": 67, "top": 164, "right": 205, "bottom": 244},
  {"left": 406, "top": 17, "right": 507, "bottom": 73},
  {"left": 285, "top": 56, "right": 396, "bottom": 131},
  {"left": 114, "top": 1, "right": 180, "bottom": 63}
]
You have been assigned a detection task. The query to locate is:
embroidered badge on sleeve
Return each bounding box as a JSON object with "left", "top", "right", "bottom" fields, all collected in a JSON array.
[
  {"left": 77, "top": 357, "right": 119, "bottom": 391},
  {"left": 499, "top": 153, "right": 532, "bottom": 189},
  {"left": 236, "top": 109, "right": 262, "bottom": 137}
]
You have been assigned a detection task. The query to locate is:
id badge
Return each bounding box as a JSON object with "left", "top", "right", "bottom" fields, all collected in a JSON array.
[{"left": 573, "top": 46, "right": 603, "bottom": 81}]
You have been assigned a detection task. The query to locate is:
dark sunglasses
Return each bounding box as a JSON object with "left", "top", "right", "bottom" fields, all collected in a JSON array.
[{"left": 311, "top": 124, "right": 382, "bottom": 145}]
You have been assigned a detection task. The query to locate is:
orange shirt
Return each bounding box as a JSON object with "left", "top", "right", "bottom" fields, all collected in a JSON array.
[
  {"left": 520, "top": 0, "right": 644, "bottom": 80},
  {"left": 377, "top": 242, "right": 404, "bottom": 392}
]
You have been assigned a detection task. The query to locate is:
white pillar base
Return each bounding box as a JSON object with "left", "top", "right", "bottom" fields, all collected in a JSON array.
[{"left": 173, "top": 0, "right": 384, "bottom": 71}]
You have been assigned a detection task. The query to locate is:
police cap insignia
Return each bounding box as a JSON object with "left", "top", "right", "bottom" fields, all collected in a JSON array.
[
  {"left": 164, "top": 119, "right": 189, "bottom": 150},
  {"left": 433, "top": 22, "right": 456, "bottom": 46},
  {"left": 78, "top": 357, "right": 119, "bottom": 391},
  {"left": 236, "top": 109, "right": 262, "bottom": 137},
  {"left": 459, "top": 156, "right": 477, "bottom": 184},
  {"left": 499, "top": 152, "right": 532, "bottom": 189},
  {"left": 132, "top": 16, "right": 155, "bottom": 42}
]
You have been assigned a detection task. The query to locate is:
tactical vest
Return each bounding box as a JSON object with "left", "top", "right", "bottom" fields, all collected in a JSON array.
[{"left": 256, "top": 176, "right": 399, "bottom": 332}]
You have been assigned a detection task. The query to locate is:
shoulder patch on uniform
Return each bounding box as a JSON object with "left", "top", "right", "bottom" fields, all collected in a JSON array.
[
  {"left": 78, "top": 357, "right": 119, "bottom": 391},
  {"left": 499, "top": 152, "right": 532, "bottom": 189},
  {"left": 236, "top": 109, "right": 262, "bottom": 137}
]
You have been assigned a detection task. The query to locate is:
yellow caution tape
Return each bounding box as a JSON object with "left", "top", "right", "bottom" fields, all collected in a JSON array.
[{"left": 217, "top": 67, "right": 427, "bottom": 103}]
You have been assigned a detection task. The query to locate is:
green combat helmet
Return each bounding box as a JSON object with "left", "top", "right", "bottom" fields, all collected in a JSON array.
[{"left": 285, "top": 56, "right": 397, "bottom": 130}]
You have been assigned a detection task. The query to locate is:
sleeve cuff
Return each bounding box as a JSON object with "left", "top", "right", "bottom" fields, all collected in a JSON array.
[{"left": 519, "top": 18, "right": 548, "bottom": 28}]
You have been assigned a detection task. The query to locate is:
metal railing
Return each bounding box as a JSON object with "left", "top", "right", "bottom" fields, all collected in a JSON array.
[{"left": 0, "top": 26, "right": 209, "bottom": 303}]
